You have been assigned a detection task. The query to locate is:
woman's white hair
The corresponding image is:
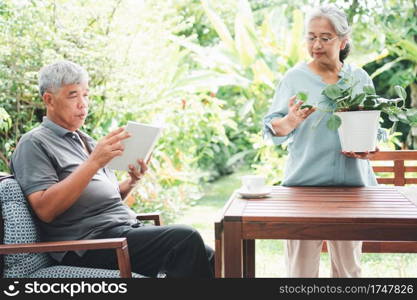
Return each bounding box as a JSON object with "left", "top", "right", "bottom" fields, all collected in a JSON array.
[
  {"left": 38, "top": 60, "right": 89, "bottom": 96},
  {"left": 306, "top": 4, "right": 351, "bottom": 37}
]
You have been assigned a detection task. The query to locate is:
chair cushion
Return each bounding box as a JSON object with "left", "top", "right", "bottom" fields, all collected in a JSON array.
[
  {"left": 27, "top": 265, "right": 145, "bottom": 278},
  {"left": 0, "top": 178, "right": 54, "bottom": 277}
]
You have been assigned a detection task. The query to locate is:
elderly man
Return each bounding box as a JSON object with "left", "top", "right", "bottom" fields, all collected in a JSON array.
[{"left": 10, "top": 60, "right": 214, "bottom": 278}]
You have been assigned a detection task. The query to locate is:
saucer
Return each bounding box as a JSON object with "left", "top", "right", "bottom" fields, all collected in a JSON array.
[{"left": 237, "top": 186, "right": 272, "bottom": 198}]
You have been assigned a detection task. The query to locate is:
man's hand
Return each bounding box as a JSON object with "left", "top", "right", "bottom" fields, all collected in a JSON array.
[
  {"left": 127, "top": 159, "right": 148, "bottom": 184},
  {"left": 342, "top": 147, "right": 380, "bottom": 160},
  {"left": 88, "top": 128, "right": 131, "bottom": 169},
  {"left": 120, "top": 156, "right": 151, "bottom": 199}
]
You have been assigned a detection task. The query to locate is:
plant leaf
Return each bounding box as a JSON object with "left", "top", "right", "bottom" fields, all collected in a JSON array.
[
  {"left": 363, "top": 85, "right": 375, "bottom": 95},
  {"left": 394, "top": 85, "right": 407, "bottom": 101},
  {"left": 370, "top": 57, "right": 405, "bottom": 79},
  {"left": 363, "top": 98, "right": 375, "bottom": 108},
  {"left": 297, "top": 91, "right": 308, "bottom": 102},
  {"left": 388, "top": 114, "right": 399, "bottom": 122},
  {"left": 201, "top": 0, "right": 235, "bottom": 51},
  {"left": 322, "top": 84, "right": 343, "bottom": 100},
  {"left": 353, "top": 93, "right": 366, "bottom": 105},
  {"left": 406, "top": 108, "right": 417, "bottom": 117},
  {"left": 327, "top": 114, "right": 342, "bottom": 130}
]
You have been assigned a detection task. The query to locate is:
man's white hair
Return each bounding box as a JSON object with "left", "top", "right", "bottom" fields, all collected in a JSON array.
[{"left": 38, "top": 60, "right": 89, "bottom": 96}]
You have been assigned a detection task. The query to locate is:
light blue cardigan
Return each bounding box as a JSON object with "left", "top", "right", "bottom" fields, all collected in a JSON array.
[{"left": 263, "top": 62, "right": 378, "bottom": 186}]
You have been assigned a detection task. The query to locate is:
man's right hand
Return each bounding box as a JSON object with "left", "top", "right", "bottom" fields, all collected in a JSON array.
[{"left": 88, "top": 128, "right": 131, "bottom": 169}]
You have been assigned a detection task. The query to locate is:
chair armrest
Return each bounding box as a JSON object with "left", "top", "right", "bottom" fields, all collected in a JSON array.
[
  {"left": 0, "top": 238, "right": 127, "bottom": 254},
  {"left": 136, "top": 213, "right": 162, "bottom": 226},
  {"left": 0, "top": 238, "right": 132, "bottom": 278}
]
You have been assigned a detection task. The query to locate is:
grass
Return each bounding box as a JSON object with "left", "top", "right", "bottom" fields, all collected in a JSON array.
[{"left": 174, "top": 170, "right": 417, "bottom": 277}]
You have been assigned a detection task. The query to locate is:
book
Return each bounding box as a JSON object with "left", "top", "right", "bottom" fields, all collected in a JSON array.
[{"left": 107, "top": 121, "right": 163, "bottom": 171}]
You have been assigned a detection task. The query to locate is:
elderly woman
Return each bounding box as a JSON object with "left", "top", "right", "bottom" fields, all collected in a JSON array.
[{"left": 263, "top": 5, "right": 378, "bottom": 277}]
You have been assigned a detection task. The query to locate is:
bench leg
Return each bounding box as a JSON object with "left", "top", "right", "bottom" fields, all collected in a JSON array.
[{"left": 243, "top": 239, "right": 255, "bottom": 278}]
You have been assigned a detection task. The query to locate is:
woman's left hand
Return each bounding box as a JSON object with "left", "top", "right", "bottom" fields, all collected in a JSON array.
[{"left": 342, "top": 147, "right": 380, "bottom": 160}]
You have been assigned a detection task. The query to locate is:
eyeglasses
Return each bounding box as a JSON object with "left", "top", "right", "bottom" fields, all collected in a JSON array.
[{"left": 305, "top": 36, "right": 338, "bottom": 44}]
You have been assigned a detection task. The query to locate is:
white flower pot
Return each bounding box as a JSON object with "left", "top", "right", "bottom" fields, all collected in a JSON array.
[{"left": 335, "top": 110, "right": 380, "bottom": 152}]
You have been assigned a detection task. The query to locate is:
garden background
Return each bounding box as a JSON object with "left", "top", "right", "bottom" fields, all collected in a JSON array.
[{"left": 1, "top": 0, "right": 417, "bottom": 277}]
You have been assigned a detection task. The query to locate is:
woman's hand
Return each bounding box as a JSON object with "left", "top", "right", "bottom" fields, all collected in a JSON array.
[
  {"left": 270, "top": 95, "right": 317, "bottom": 136},
  {"left": 342, "top": 147, "right": 380, "bottom": 160},
  {"left": 287, "top": 95, "right": 317, "bottom": 127}
]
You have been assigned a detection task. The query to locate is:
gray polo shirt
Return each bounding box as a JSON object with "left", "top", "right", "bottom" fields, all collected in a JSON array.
[{"left": 10, "top": 117, "right": 137, "bottom": 262}]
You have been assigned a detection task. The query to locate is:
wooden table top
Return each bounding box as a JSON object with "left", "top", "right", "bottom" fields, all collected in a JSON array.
[{"left": 223, "top": 186, "right": 417, "bottom": 224}]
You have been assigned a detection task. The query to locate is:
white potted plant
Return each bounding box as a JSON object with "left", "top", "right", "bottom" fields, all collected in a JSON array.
[{"left": 299, "top": 80, "right": 417, "bottom": 152}]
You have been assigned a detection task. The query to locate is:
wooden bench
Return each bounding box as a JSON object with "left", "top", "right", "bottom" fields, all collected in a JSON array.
[{"left": 322, "top": 150, "right": 417, "bottom": 253}]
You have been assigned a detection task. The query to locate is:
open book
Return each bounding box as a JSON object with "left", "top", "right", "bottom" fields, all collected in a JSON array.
[{"left": 107, "top": 121, "right": 163, "bottom": 171}]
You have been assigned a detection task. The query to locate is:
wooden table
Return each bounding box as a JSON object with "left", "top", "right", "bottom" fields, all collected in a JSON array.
[{"left": 215, "top": 186, "right": 417, "bottom": 278}]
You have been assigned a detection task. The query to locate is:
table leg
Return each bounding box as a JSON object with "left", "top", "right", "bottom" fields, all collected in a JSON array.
[
  {"left": 223, "top": 220, "right": 243, "bottom": 278},
  {"left": 243, "top": 239, "right": 255, "bottom": 278},
  {"left": 214, "top": 221, "right": 223, "bottom": 278}
]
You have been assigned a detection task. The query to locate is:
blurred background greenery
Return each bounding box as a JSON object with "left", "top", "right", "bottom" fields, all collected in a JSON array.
[{"left": 1, "top": 0, "right": 417, "bottom": 277}]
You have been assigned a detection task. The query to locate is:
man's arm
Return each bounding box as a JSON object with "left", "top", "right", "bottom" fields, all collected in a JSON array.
[{"left": 28, "top": 128, "right": 130, "bottom": 223}]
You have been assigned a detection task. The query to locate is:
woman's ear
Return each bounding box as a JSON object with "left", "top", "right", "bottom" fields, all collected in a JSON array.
[{"left": 340, "top": 39, "right": 348, "bottom": 50}]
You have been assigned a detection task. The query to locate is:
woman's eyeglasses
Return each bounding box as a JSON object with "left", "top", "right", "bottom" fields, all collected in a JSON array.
[{"left": 305, "top": 36, "right": 338, "bottom": 44}]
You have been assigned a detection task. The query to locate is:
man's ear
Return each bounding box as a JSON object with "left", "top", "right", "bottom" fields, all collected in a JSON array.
[{"left": 42, "top": 92, "right": 53, "bottom": 108}]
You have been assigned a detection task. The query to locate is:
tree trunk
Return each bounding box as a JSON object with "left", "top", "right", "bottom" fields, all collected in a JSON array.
[
  {"left": 407, "top": 81, "right": 417, "bottom": 149},
  {"left": 407, "top": 0, "right": 417, "bottom": 148}
]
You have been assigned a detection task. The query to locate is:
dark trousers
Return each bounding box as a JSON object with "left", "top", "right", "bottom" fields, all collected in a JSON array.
[{"left": 60, "top": 224, "right": 214, "bottom": 278}]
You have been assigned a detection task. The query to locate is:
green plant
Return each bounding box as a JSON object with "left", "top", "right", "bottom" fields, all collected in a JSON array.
[{"left": 320, "top": 78, "right": 415, "bottom": 130}]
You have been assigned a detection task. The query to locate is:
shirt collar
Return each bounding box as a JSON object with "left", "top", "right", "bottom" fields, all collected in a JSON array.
[{"left": 42, "top": 116, "right": 73, "bottom": 138}]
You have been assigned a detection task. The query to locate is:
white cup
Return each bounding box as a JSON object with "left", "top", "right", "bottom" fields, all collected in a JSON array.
[{"left": 241, "top": 175, "right": 266, "bottom": 193}]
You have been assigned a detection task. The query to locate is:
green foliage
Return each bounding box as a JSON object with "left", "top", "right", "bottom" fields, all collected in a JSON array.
[
  {"left": 171, "top": 0, "right": 311, "bottom": 181},
  {"left": 362, "top": 0, "right": 417, "bottom": 148},
  {"left": 1, "top": 0, "right": 417, "bottom": 220},
  {"left": 0, "top": 108, "right": 10, "bottom": 131},
  {"left": 0, "top": 0, "right": 204, "bottom": 219}
]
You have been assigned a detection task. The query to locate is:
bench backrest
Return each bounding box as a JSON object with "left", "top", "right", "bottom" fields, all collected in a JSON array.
[{"left": 370, "top": 150, "right": 417, "bottom": 186}]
